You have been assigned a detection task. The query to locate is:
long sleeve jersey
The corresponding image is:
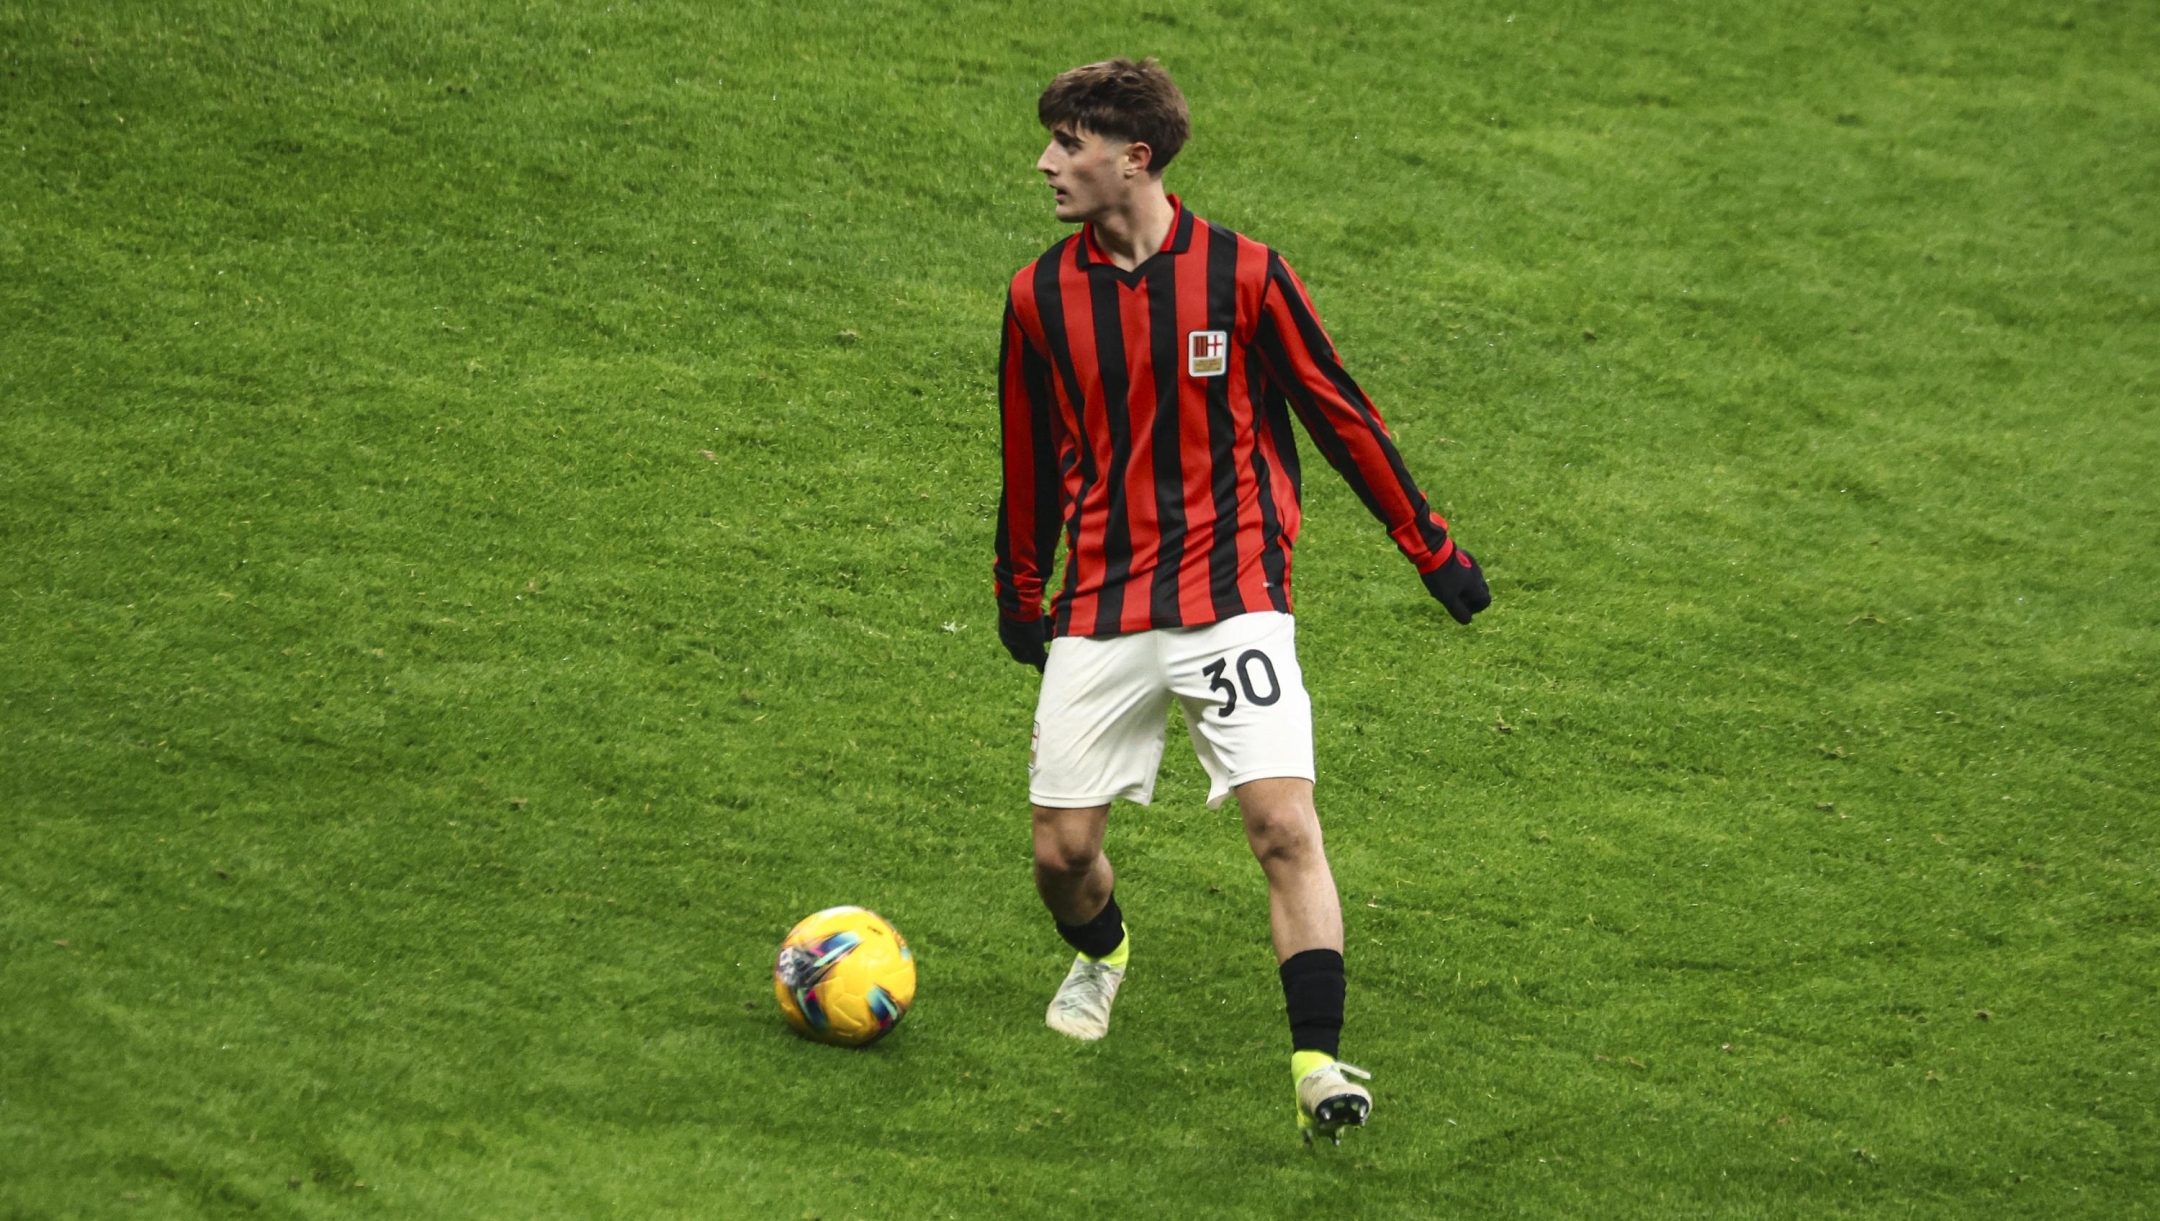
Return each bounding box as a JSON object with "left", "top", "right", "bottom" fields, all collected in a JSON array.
[{"left": 995, "top": 196, "right": 1457, "bottom": 638}]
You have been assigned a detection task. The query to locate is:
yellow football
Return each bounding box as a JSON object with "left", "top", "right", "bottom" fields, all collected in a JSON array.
[{"left": 772, "top": 906, "right": 916, "bottom": 1046}]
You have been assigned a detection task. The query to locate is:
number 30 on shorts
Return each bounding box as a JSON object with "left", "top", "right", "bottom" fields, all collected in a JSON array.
[{"left": 1202, "top": 649, "right": 1281, "bottom": 718}]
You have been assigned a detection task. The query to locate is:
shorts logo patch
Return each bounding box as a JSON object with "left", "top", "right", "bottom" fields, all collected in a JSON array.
[{"left": 1187, "top": 330, "right": 1228, "bottom": 378}]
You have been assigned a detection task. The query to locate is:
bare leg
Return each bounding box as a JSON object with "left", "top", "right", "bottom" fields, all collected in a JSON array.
[
  {"left": 1235, "top": 777, "right": 1344, "bottom": 962},
  {"left": 1032, "top": 803, "right": 1113, "bottom": 925}
]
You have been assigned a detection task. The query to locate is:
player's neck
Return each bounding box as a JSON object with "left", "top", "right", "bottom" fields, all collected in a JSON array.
[{"left": 1087, "top": 182, "right": 1176, "bottom": 272}]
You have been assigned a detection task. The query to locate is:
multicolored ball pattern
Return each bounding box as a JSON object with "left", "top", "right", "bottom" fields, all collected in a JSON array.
[{"left": 773, "top": 906, "right": 915, "bottom": 1046}]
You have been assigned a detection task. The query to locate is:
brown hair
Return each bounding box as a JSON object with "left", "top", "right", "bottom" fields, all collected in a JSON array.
[{"left": 1038, "top": 58, "right": 1191, "bottom": 174}]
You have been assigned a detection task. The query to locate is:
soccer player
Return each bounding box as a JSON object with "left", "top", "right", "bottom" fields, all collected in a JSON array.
[{"left": 993, "top": 58, "right": 1491, "bottom": 1144}]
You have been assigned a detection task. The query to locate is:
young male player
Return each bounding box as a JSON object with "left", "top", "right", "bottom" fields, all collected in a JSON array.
[{"left": 993, "top": 58, "right": 1491, "bottom": 1144}]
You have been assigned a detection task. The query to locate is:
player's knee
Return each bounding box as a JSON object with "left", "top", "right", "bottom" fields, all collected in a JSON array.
[
  {"left": 1033, "top": 841, "right": 1098, "bottom": 881},
  {"left": 1246, "top": 814, "right": 1320, "bottom": 868}
]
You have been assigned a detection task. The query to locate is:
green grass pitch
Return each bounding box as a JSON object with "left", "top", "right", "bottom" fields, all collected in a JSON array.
[{"left": 3, "top": 0, "right": 2156, "bottom": 1216}]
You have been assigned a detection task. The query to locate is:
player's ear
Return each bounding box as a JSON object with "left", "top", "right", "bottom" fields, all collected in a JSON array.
[{"left": 1123, "top": 139, "right": 1156, "bottom": 178}]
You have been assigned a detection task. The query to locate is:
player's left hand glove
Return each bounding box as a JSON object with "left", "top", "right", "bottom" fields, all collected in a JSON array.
[
  {"left": 1421, "top": 547, "right": 1491, "bottom": 625},
  {"left": 998, "top": 613, "right": 1051, "bottom": 671}
]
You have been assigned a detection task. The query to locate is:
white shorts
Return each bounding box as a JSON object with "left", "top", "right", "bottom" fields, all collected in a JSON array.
[{"left": 1029, "top": 611, "right": 1316, "bottom": 810}]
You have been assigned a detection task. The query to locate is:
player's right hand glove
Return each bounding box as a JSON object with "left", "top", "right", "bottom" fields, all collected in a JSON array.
[
  {"left": 998, "top": 614, "right": 1051, "bottom": 671},
  {"left": 1421, "top": 547, "right": 1492, "bottom": 625}
]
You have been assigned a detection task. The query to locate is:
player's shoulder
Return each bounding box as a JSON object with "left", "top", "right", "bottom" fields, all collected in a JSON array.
[
  {"left": 1192, "top": 210, "right": 1269, "bottom": 252},
  {"left": 1008, "top": 234, "right": 1080, "bottom": 295},
  {"left": 1187, "top": 212, "right": 1289, "bottom": 287}
]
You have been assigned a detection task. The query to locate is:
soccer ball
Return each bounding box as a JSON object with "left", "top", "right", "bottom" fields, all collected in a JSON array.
[{"left": 773, "top": 906, "right": 916, "bottom": 1046}]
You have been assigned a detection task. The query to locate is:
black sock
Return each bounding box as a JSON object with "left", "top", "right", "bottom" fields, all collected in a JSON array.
[
  {"left": 1054, "top": 891, "right": 1125, "bottom": 959},
  {"left": 1279, "top": 948, "right": 1345, "bottom": 1057}
]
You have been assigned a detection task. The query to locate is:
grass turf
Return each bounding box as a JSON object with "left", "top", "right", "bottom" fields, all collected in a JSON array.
[{"left": 3, "top": 0, "right": 2156, "bottom": 1216}]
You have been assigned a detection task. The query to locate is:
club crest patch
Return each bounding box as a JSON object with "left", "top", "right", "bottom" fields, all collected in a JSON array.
[{"left": 1187, "top": 330, "right": 1228, "bottom": 378}]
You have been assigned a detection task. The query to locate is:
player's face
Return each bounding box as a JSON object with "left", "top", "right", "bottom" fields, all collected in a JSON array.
[{"left": 1037, "top": 125, "right": 1144, "bottom": 224}]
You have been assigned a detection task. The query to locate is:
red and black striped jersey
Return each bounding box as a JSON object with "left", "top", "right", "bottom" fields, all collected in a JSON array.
[{"left": 996, "top": 196, "right": 1458, "bottom": 638}]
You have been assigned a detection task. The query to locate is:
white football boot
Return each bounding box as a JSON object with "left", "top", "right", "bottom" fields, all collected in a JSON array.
[
  {"left": 1295, "top": 1059, "right": 1373, "bottom": 1145},
  {"left": 1044, "top": 951, "right": 1127, "bottom": 1041}
]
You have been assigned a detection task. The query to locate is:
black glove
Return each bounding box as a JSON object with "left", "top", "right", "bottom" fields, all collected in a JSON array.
[
  {"left": 998, "top": 614, "right": 1051, "bottom": 671},
  {"left": 1421, "top": 547, "right": 1491, "bottom": 625}
]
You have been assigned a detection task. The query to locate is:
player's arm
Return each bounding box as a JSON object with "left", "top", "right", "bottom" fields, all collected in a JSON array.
[
  {"left": 1253, "top": 252, "right": 1491, "bottom": 625},
  {"left": 993, "top": 294, "right": 1063, "bottom": 667}
]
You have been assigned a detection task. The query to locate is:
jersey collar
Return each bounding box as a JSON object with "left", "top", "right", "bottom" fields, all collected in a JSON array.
[{"left": 1076, "top": 194, "right": 1193, "bottom": 273}]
